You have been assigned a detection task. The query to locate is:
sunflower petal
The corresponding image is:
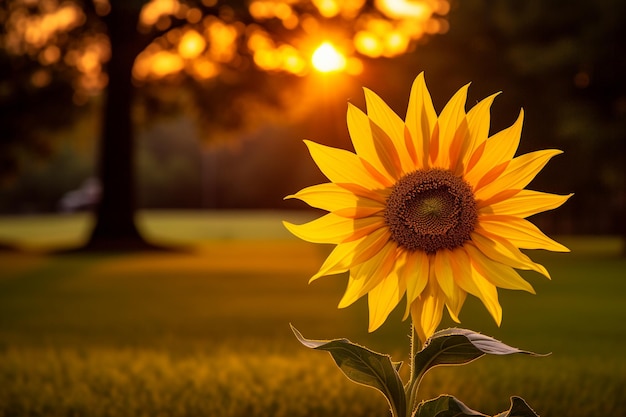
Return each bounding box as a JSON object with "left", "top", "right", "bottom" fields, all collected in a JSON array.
[
  {"left": 402, "top": 250, "right": 430, "bottom": 320},
  {"left": 465, "top": 244, "right": 536, "bottom": 294},
  {"left": 347, "top": 103, "right": 400, "bottom": 181},
  {"left": 282, "top": 214, "right": 382, "bottom": 244},
  {"left": 433, "top": 250, "right": 465, "bottom": 322},
  {"left": 338, "top": 240, "right": 398, "bottom": 308},
  {"left": 479, "top": 215, "right": 569, "bottom": 252},
  {"left": 463, "top": 92, "right": 501, "bottom": 172},
  {"left": 286, "top": 183, "right": 385, "bottom": 218},
  {"left": 310, "top": 228, "right": 390, "bottom": 282},
  {"left": 370, "top": 119, "right": 403, "bottom": 179},
  {"left": 480, "top": 190, "right": 573, "bottom": 218},
  {"left": 432, "top": 82, "right": 470, "bottom": 169},
  {"left": 468, "top": 268, "right": 502, "bottom": 326},
  {"left": 368, "top": 271, "right": 405, "bottom": 332},
  {"left": 475, "top": 149, "right": 563, "bottom": 200},
  {"left": 471, "top": 230, "right": 549, "bottom": 278},
  {"left": 405, "top": 72, "right": 436, "bottom": 168},
  {"left": 483, "top": 109, "right": 524, "bottom": 165},
  {"left": 304, "top": 140, "right": 388, "bottom": 189},
  {"left": 466, "top": 109, "right": 524, "bottom": 187},
  {"left": 338, "top": 275, "right": 367, "bottom": 309},
  {"left": 335, "top": 183, "right": 389, "bottom": 204},
  {"left": 410, "top": 276, "right": 445, "bottom": 343},
  {"left": 451, "top": 247, "right": 502, "bottom": 326},
  {"left": 364, "top": 88, "right": 414, "bottom": 174}
]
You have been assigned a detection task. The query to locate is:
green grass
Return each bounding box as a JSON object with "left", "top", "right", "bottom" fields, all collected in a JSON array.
[{"left": 0, "top": 212, "right": 625, "bottom": 416}]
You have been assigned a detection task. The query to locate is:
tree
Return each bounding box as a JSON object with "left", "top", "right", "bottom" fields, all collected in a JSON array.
[{"left": 0, "top": 0, "right": 449, "bottom": 250}]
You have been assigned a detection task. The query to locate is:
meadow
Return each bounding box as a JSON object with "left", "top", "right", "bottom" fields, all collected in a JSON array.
[{"left": 0, "top": 211, "right": 625, "bottom": 416}]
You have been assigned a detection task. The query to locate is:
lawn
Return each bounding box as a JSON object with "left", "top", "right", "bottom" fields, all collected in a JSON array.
[{"left": 0, "top": 211, "right": 625, "bottom": 416}]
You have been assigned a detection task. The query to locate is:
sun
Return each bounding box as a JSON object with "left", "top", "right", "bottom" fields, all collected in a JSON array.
[{"left": 311, "top": 42, "right": 347, "bottom": 73}]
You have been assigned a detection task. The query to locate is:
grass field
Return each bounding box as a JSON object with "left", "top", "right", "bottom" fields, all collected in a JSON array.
[{"left": 0, "top": 211, "right": 625, "bottom": 416}]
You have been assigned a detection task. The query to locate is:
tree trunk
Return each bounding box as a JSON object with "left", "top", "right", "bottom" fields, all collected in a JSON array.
[{"left": 84, "top": 5, "right": 155, "bottom": 251}]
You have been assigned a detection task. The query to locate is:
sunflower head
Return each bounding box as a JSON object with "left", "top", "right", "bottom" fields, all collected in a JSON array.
[
  {"left": 284, "top": 73, "right": 571, "bottom": 343},
  {"left": 384, "top": 168, "right": 478, "bottom": 254}
]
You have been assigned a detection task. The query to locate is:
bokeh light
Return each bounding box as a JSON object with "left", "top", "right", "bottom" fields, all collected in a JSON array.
[
  {"left": 0, "top": 0, "right": 449, "bottom": 93},
  {"left": 178, "top": 29, "right": 206, "bottom": 59},
  {"left": 311, "top": 42, "right": 346, "bottom": 73}
]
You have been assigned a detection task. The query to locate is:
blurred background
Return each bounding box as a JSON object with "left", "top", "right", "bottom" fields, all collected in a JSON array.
[
  {"left": 1, "top": 0, "right": 624, "bottom": 247},
  {"left": 1, "top": 2, "right": 625, "bottom": 416}
]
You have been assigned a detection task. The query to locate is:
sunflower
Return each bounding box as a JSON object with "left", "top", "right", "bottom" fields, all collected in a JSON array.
[{"left": 284, "top": 73, "right": 571, "bottom": 342}]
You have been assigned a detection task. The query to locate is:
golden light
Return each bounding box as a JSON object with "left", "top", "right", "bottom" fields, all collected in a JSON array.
[
  {"left": 150, "top": 51, "right": 184, "bottom": 77},
  {"left": 313, "top": 0, "right": 341, "bottom": 18},
  {"left": 39, "top": 44, "right": 61, "bottom": 65},
  {"left": 375, "top": 0, "right": 432, "bottom": 19},
  {"left": 354, "top": 30, "right": 383, "bottom": 57},
  {"left": 385, "top": 30, "right": 409, "bottom": 55},
  {"left": 178, "top": 29, "right": 206, "bottom": 59},
  {"left": 4, "top": 2, "right": 84, "bottom": 54},
  {"left": 311, "top": 42, "right": 346, "bottom": 73},
  {"left": 279, "top": 44, "right": 307, "bottom": 75},
  {"left": 139, "top": 0, "right": 180, "bottom": 26},
  {"left": 191, "top": 58, "right": 219, "bottom": 79},
  {"left": 133, "top": 49, "right": 184, "bottom": 80},
  {"left": 206, "top": 19, "right": 239, "bottom": 63}
]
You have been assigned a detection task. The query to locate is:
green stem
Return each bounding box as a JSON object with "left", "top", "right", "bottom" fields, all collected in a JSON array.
[{"left": 405, "top": 325, "right": 423, "bottom": 417}]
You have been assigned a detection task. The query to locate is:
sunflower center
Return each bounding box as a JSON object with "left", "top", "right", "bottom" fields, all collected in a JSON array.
[{"left": 384, "top": 169, "right": 477, "bottom": 254}]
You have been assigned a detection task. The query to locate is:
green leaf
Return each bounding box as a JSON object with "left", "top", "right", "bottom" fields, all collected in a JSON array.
[
  {"left": 414, "top": 395, "right": 486, "bottom": 417},
  {"left": 414, "top": 328, "right": 544, "bottom": 380},
  {"left": 291, "top": 324, "right": 406, "bottom": 417},
  {"left": 494, "top": 396, "right": 540, "bottom": 417}
]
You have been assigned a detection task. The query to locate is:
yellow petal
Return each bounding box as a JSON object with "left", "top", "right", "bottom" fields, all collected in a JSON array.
[
  {"left": 338, "top": 275, "right": 367, "bottom": 309},
  {"left": 286, "top": 183, "right": 385, "bottom": 218},
  {"left": 480, "top": 190, "right": 573, "bottom": 218},
  {"left": 431, "top": 82, "right": 470, "bottom": 169},
  {"left": 449, "top": 118, "right": 469, "bottom": 175},
  {"left": 369, "top": 119, "right": 403, "bottom": 179},
  {"left": 468, "top": 269, "right": 502, "bottom": 326},
  {"left": 471, "top": 229, "right": 549, "bottom": 278},
  {"left": 466, "top": 109, "right": 524, "bottom": 187},
  {"left": 310, "top": 227, "right": 390, "bottom": 282},
  {"left": 405, "top": 72, "right": 437, "bottom": 168},
  {"left": 402, "top": 250, "right": 430, "bottom": 320},
  {"left": 475, "top": 149, "right": 563, "bottom": 201},
  {"left": 364, "top": 87, "right": 415, "bottom": 174},
  {"left": 368, "top": 270, "right": 405, "bottom": 332},
  {"left": 283, "top": 214, "right": 383, "bottom": 244},
  {"left": 338, "top": 240, "right": 398, "bottom": 308},
  {"left": 471, "top": 161, "right": 509, "bottom": 192},
  {"left": 479, "top": 215, "right": 570, "bottom": 252},
  {"left": 483, "top": 109, "right": 524, "bottom": 165},
  {"left": 410, "top": 276, "right": 445, "bottom": 343},
  {"left": 337, "top": 182, "right": 390, "bottom": 204},
  {"left": 463, "top": 92, "right": 501, "bottom": 173},
  {"left": 475, "top": 189, "right": 520, "bottom": 209},
  {"left": 347, "top": 103, "right": 400, "bottom": 181},
  {"left": 465, "top": 243, "right": 536, "bottom": 293},
  {"left": 304, "top": 140, "right": 387, "bottom": 189},
  {"left": 451, "top": 247, "right": 502, "bottom": 326},
  {"left": 433, "top": 249, "right": 467, "bottom": 323}
]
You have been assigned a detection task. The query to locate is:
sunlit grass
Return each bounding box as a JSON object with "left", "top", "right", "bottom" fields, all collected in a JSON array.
[
  {"left": 0, "top": 347, "right": 391, "bottom": 417},
  {"left": 0, "top": 210, "right": 314, "bottom": 250},
  {"left": 0, "top": 212, "right": 625, "bottom": 416}
]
